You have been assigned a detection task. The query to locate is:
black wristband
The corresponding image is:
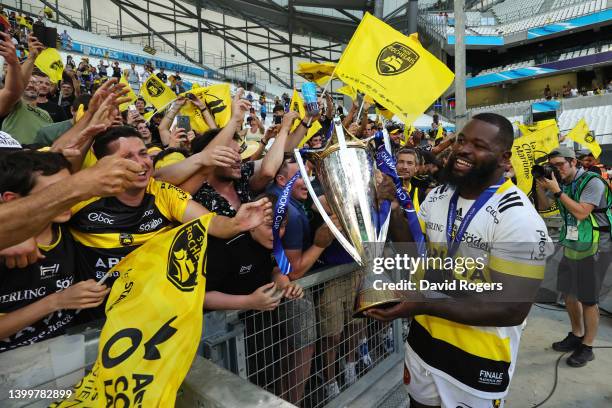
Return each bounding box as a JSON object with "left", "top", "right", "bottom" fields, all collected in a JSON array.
[
  {"left": 300, "top": 120, "right": 311, "bottom": 129},
  {"left": 553, "top": 191, "right": 562, "bottom": 199}
]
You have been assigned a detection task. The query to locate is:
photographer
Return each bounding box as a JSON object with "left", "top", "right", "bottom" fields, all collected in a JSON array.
[{"left": 535, "top": 146, "right": 612, "bottom": 367}]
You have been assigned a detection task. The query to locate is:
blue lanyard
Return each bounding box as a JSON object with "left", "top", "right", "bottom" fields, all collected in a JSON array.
[
  {"left": 272, "top": 172, "right": 301, "bottom": 275},
  {"left": 446, "top": 177, "right": 505, "bottom": 258},
  {"left": 374, "top": 132, "right": 427, "bottom": 258}
]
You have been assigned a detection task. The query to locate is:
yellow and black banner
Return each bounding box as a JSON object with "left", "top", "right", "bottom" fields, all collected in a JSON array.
[
  {"left": 51, "top": 214, "right": 213, "bottom": 407},
  {"left": 140, "top": 75, "right": 176, "bottom": 111},
  {"left": 179, "top": 84, "right": 232, "bottom": 134},
  {"left": 335, "top": 12, "right": 454, "bottom": 126},
  {"left": 510, "top": 123, "right": 559, "bottom": 194},
  {"left": 35, "top": 48, "right": 64, "bottom": 83},
  {"left": 295, "top": 62, "right": 336, "bottom": 86}
]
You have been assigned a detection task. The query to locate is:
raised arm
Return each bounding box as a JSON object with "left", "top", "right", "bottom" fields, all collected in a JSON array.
[
  {"left": 154, "top": 144, "right": 240, "bottom": 186},
  {"left": 159, "top": 97, "right": 186, "bottom": 146},
  {"left": 189, "top": 93, "right": 217, "bottom": 130},
  {"left": 180, "top": 197, "right": 271, "bottom": 239},
  {"left": 204, "top": 88, "right": 250, "bottom": 150},
  {"left": 0, "top": 33, "right": 24, "bottom": 117},
  {"left": 51, "top": 78, "right": 130, "bottom": 170},
  {"left": 249, "top": 110, "right": 299, "bottom": 193},
  {"left": 20, "top": 34, "right": 43, "bottom": 87},
  {"left": 0, "top": 155, "right": 142, "bottom": 250}
]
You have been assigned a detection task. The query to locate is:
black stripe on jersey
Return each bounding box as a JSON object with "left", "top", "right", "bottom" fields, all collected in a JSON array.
[
  {"left": 498, "top": 191, "right": 519, "bottom": 207},
  {"left": 498, "top": 201, "right": 524, "bottom": 213},
  {"left": 407, "top": 319, "right": 511, "bottom": 394},
  {"left": 70, "top": 194, "right": 173, "bottom": 235}
]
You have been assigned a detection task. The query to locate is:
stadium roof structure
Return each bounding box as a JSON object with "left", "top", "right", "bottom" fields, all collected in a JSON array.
[{"left": 95, "top": 0, "right": 414, "bottom": 88}]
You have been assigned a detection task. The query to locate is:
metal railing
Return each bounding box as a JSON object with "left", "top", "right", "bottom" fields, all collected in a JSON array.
[{"left": 203, "top": 263, "right": 403, "bottom": 408}]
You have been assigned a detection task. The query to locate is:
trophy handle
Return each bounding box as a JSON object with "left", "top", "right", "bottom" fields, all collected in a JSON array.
[{"left": 294, "top": 149, "right": 363, "bottom": 266}]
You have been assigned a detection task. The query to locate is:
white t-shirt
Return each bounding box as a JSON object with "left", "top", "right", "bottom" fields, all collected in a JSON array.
[{"left": 406, "top": 179, "right": 552, "bottom": 399}]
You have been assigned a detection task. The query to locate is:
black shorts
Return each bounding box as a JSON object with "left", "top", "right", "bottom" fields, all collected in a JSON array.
[{"left": 557, "top": 251, "right": 611, "bottom": 304}]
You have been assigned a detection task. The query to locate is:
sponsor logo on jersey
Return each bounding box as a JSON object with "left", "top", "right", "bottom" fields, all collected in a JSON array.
[
  {"left": 138, "top": 218, "right": 163, "bottom": 232},
  {"left": 40, "top": 264, "right": 60, "bottom": 279},
  {"left": 239, "top": 264, "right": 253, "bottom": 275},
  {"left": 1, "top": 287, "right": 47, "bottom": 304},
  {"left": 87, "top": 211, "right": 115, "bottom": 225},
  {"left": 478, "top": 369, "right": 504, "bottom": 386}
]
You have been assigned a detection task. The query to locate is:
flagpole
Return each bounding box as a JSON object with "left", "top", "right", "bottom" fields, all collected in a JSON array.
[
  {"left": 356, "top": 96, "right": 366, "bottom": 122},
  {"left": 320, "top": 66, "right": 337, "bottom": 98}
]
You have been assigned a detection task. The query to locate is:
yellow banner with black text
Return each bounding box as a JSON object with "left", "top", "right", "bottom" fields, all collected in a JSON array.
[{"left": 51, "top": 215, "right": 213, "bottom": 407}]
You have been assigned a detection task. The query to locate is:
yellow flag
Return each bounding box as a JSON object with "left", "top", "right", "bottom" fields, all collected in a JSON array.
[
  {"left": 289, "top": 88, "right": 306, "bottom": 131},
  {"left": 51, "top": 215, "right": 213, "bottom": 408},
  {"left": 35, "top": 48, "right": 64, "bottom": 83},
  {"left": 510, "top": 124, "right": 559, "bottom": 194},
  {"left": 119, "top": 75, "right": 138, "bottom": 112},
  {"left": 336, "top": 84, "right": 357, "bottom": 100},
  {"left": 402, "top": 124, "right": 414, "bottom": 146},
  {"left": 140, "top": 74, "right": 176, "bottom": 111},
  {"left": 288, "top": 88, "right": 323, "bottom": 146},
  {"left": 566, "top": 118, "right": 601, "bottom": 158},
  {"left": 179, "top": 84, "right": 231, "bottom": 134},
  {"left": 335, "top": 13, "right": 454, "bottom": 125},
  {"left": 435, "top": 124, "right": 444, "bottom": 140},
  {"left": 143, "top": 109, "right": 157, "bottom": 123},
  {"left": 74, "top": 104, "right": 86, "bottom": 122},
  {"left": 296, "top": 62, "right": 336, "bottom": 86}
]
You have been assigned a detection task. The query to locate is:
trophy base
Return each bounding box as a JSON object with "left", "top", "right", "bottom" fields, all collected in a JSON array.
[{"left": 352, "top": 297, "right": 401, "bottom": 318}]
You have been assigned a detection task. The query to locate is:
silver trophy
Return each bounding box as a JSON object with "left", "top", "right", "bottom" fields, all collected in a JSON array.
[{"left": 295, "top": 117, "right": 401, "bottom": 317}]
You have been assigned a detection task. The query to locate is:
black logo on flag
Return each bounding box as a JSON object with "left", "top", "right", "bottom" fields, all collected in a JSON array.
[
  {"left": 167, "top": 221, "right": 206, "bottom": 291},
  {"left": 202, "top": 90, "right": 228, "bottom": 118},
  {"left": 376, "top": 42, "right": 419, "bottom": 76},
  {"left": 146, "top": 77, "right": 166, "bottom": 97},
  {"left": 585, "top": 132, "right": 595, "bottom": 144}
]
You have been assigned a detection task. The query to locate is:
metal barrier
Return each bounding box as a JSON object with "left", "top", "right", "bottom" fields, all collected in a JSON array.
[{"left": 202, "top": 262, "right": 404, "bottom": 408}]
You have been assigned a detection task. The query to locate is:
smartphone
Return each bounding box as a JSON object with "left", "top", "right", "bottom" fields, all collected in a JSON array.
[
  {"left": 186, "top": 93, "right": 197, "bottom": 101},
  {"left": 128, "top": 104, "right": 137, "bottom": 112},
  {"left": 176, "top": 115, "right": 191, "bottom": 132},
  {"left": 274, "top": 115, "right": 282, "bottom": 125},
  {"left": 34, "top": 25, "right": 57, "bottom": 48}
]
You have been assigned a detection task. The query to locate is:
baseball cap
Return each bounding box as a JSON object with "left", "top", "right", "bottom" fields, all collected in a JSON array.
[
  {"left": 0, "top": 131, "right": 22, "bottom": 150},
  {"left": 548, "top": 146, "right": 576, "bottom": 159}
]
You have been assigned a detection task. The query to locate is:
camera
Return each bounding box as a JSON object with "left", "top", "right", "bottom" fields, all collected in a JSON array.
[{"left": 531, "top": 163, "right": 561, "bottom": 180}]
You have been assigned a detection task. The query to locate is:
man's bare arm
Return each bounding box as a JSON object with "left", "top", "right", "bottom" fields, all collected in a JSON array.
[
  {"left": 0, "top": 156, "right": 142, "bottom": 250},
  {"left": 0, "top": 33, "right": 24, "bottom": 117}
]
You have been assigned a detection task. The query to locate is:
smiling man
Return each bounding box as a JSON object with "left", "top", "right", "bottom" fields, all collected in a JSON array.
[
  {"left": 68, "top": 126, "right": 271, "bottom": 322},
  {"left": 376, "top": 113, "right": 552, "bottom": 408}
]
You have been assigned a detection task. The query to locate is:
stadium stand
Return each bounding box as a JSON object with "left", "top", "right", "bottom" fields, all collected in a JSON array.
[
  {"left": 475, "top": 39, "right": 612, "bottom": 77},
  {"left": 424, "top": 0, "right": 608, "bottom": 38}
]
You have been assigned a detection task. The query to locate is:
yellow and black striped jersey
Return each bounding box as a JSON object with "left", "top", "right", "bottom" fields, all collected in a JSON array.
[
  {"left": 69, "top": 179, "right": 191, "bottom": 288},
  {"left": 409, "top": 179, "right": 553, "bottom": 399},
  {"left": 0, "top": 225, "right": 77, "bottom": 352}
]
